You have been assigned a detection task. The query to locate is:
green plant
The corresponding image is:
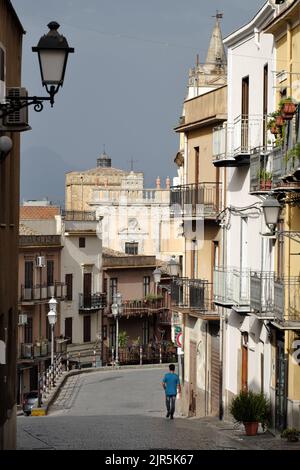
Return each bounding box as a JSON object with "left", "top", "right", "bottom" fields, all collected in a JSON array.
[
  {"left": 257, "top": 168, "right": 272, "bottom": 182},
  {"left": 285, "top": 142, "right": 300, "bottom": 164},
  {"left": 118, "top": 331, "right": 129, "bottom": 348},
  {"left": 132, "top": 336, "right": 142, "bottom": 347},
  {"left": 144, "top": 293, "right": 163, "bottom": 302},
  {"left": 281, "top": 428, "right": 300, "bottom": 441},
  {"left": 230, "top": 390, "right": 271, "bottom": 429}
]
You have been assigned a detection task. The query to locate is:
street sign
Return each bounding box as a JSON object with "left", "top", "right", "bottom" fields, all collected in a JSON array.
[{"left": 175, "top": 326, "right": 182, "bottom": 348}]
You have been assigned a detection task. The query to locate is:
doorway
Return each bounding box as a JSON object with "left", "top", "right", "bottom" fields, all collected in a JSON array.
[
  {"left": 275, "top": 338, "right": 287, "bottom": 431},
  {"left": 65, "top": 317, "right": 73, "bottom": 344},
  {"left": 83, "top": 315, "right": 91, "bottom": 343},
  {"left": 189, "top": 341, "right": 197, "bottom": 416}
]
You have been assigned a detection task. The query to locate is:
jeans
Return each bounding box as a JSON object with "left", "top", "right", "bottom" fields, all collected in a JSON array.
[{"left": 166, "top": 395, "right": 176, "bottom": 416}]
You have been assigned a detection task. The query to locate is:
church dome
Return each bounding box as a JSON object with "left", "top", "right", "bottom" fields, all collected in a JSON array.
[{"left": 97, "top": 151, "right": 112, "bottom": 168}]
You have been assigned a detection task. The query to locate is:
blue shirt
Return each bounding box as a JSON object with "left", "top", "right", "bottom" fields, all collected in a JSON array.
[{"left": 163, "top": 372, "right": 180, "bottom": 396}]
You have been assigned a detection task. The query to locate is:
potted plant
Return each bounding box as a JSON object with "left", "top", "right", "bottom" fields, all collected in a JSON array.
[
  {"left": 258, "top": 169, "right": 272, "bottom": 190},
  {"left": 285, "top": 142, "right": 300, "bottom": 170},
  {"left": 267, "top": 112, "right": 281, "bottom": 135},
  {"left": 230, "top": 390, "right": 271, "bottom": 436},
  {"left": 280, "top": 97, "right": 297, "bottom": 120},
  {"left": 281, "top": 428, "right": 300, "bottom": 442}
]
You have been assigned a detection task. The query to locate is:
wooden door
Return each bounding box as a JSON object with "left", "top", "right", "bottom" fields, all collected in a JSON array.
[
  {"left": 275, "top": 339, "right": 288, "bottom": 431},
  {"left": 210, "top": 323, "right": 220, "bottom": 416},
  {"left": 83, "top": 273, "right": 92, "bottom": 308},
  {"left": 189, "top": 341, "right": 197, "bottom": 416},
  {"left": 65, "top": 317, "right": 73, "bottom": 344},
  {"left": 83, "top": 315, "right": 91, "bottom": 343},
  {"left": 241, "top": 333, "right": 248, "bottom": 392}
]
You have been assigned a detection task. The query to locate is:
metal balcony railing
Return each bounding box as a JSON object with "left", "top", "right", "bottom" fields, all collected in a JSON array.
[
  {"left": 250, "top": 271, "right": 276, "bottom": 318},
  {"left": 20, "top": 341, "right": 51, "bottom": 359},
  {"left": 21, "top": 282, "right": 66, "bottom": 302},
  {"left": 274, "top": 277, "right": 300, "bottom": 324},
  {"left": 171, "top": 277, "right": 214, "bottom": 313},
  {"left": 79, "top": 293, "right": 106, "bottom": 310},
  {"left": 233, "top": 114, "right": 268, "bottom": 156},
  {"left": 63, "top": 211, "right": 97, "bottom": 221},
  {"left": 121, "top": 298, "right": 166, "bottom": 316},
  {"left": 170, "top": 183, "right": 222, "bottom": 218},
  {"left": 213, "top": 267, "right": 250, "bottom": 310},
  {"left": 250, "top": 147, "right": 274, "bottom": 193}
]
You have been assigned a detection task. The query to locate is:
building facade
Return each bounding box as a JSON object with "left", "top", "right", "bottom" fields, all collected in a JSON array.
[
  {"left": 171, "top": 15, "right": 227, "bottom": 418},
  {"left": 0, "top": 0, "right": 25, "bottom": 450}
]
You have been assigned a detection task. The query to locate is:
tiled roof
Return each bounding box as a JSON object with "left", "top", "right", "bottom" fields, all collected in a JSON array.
[
  {"left": 19, "top": 224, "right": 41, "bottom": 236},
  {"left": 20, "top": 206, "right": 60, "bottom": 220}
]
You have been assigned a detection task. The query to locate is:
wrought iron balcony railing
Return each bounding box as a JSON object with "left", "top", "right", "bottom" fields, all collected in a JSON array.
[
  {"left": 213, "top": 115, "right": 268, "bottom": 167},
  {"left": 213, "top": 267, "right": 250, "bottom": 312},
  {"left": 20, "top": 341, "right": 51, "bottom": 359},
  {"left": 62, "top": 211, "right": 97, "bottom": 221},
  {"left": 79, "top": 293, "right": 107, "bottom": 310},
  {"left": 171, "top": 277, "right": 214, "bottom": 314},
  {"left": 20, "top": 282, "right": 66, "bottom": 302},
  {"left": 274, "top": 277, "right": 300, "bottom": 325},
  {"left": 170, "top": 183, "right": 222, "bottom": 218},
  {"left": 121, "top": 298, "right": 166, "bottom": 317},
  {"left": 250, "top": 271, "right": 276, "bottom": 318}
]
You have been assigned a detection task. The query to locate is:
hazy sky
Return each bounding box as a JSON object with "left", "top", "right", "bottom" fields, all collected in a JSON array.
[{"left": 12, "top": 0, "right": 264, "bottom": 204}]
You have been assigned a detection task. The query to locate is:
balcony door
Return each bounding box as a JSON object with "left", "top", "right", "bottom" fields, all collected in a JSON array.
[
  {"left": 24, "top": 261, "right": 33, "bottom": 300},
  {"left": 83, "top": 315, "right": 91, "bottom": 343},
  {"left": 241, "top": 76, "right": 249, "bottom": 152},
  {"left": 65, "top": 317, "right": 73, "bottom": 344},
  {"left": 275, "top": 338, "right": 287, "bottom": 431},
  {"left": 240, "top": 217, "right": 248, "bottom": 303},
  {"left": 241, "top": 333, "right": 248, "bottom": 392},
  {"left": 189, "top": 341, "right": 197, "bottom": 417},
  {"left": 83, "top": 273, "right": 92, "bottom": 308}
]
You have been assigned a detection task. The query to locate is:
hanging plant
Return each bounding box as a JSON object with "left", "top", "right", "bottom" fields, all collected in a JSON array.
[{"left": 280, "top": 97, "right": 297, "bottom": 120}]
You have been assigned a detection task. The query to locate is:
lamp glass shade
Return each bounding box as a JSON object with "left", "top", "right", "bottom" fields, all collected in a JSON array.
[
  {"left": 168, "top": 256, "right": 180, "bottom": 277},
  {"left": 153, "top": 268, "right": 162, "bottom": 284},
  {"left": 48, "top": 297, "right": 57, "bottom": 313},
  {"left": 262, "top": 197, "right": 281, "bottom": 227},
  {"left": 111, "top": 303, "right": 118, "bottom": 317},
  {"left": 38, "top": 49, "right": 68, "bottom": 85},
  {"left": 47, "top": 310, "right": 57, "bottom": 325},
  {"left": 115, "top": 293, "right": 123, "bottom": 306}
]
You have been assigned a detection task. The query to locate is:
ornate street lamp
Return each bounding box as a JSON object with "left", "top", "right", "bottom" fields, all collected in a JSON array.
[
  {"left": 0, "top": 22, "right": 74, "bottom": 119},
  {"left": 47, "top": 297, "right": 57, "bottom": 367},
  {"left": 167, "top": 256, "right": 180, "bottom": 277},
  {"left": 112, "top": 294, "right": 123, "bottom": 367},
  {"left": 153, "top": 267, "right": 162, "bottom": 296},
  {"left": 262, "top": 196, "right": 281, "bottom": 234}
]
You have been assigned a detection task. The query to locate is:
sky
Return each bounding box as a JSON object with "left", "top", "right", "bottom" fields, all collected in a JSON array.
[{"left": 12, "top": 0, "right": 264, "bottom": 204}]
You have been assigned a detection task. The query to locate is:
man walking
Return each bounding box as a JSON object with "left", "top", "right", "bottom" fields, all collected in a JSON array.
[{"left": 162, "top": 364, "right": 181, "bottom": 419}]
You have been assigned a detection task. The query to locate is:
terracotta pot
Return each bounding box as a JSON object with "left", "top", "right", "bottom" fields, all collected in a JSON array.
[
  {"left": 281, "top": 102, "right": 297, "bottom": 121},
  {"left": 260, "top": 180, "right": 272, "bottom": 191},
  {"left": 270, "top": 126, "right": 278, "bottom": 135},
  {"left": 244, "top": 422, "right": 259, "bottom": 436},
  {"left": 276, "top": 115, "right": 284, "bottom": 126}
]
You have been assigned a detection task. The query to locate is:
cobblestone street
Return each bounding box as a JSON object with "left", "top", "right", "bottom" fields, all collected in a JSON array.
[{"left": 17, "top": 367, "right": 300, "bottom": 450}]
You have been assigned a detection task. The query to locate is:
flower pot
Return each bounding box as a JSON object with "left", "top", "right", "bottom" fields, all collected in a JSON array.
[
  {"left": 244, "top": 422, "right": 259, "bottom": 436},
  {"left": 276, "top": 115, "right": 284, "bottom": 126},
  {"left": 260, "top": 180, "right": 272, "bottom": 191},
  {"left": 281, "top": 102, "right": 296, "bottom": 120},
  {"left": 270, "top": 126, "right": 278, "bottom": 135}
]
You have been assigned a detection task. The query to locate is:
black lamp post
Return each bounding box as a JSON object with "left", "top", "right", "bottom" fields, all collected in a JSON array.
[{"left": 0, "top": 22, "right": 74, "bottom": 119}]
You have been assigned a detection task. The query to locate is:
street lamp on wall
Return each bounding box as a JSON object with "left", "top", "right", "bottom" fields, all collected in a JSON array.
[
  {"left": 47, "top": 296, "right": 57, "bottom": 367},
  {"left": 0, "top": 22, "right": 74, "bottom": 120},
  {"left": 167, "top": 256, "right": 180, "bottom": 277},
  {"left": 262, "top": 196, "right": 281, "bottom": 234},
  {"left": 153, "top": 268, "right": 162, "bottom": 296}
]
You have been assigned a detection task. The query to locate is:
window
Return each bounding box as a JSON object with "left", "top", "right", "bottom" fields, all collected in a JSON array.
[
  {"left": 25, "top": 261, "right": 33, "bottom": 289},
  {"left": 47, "top": 260, "right": 54, "bottom": 286},
  {"left": 143, "top": 276, "right": 150, "bottom": 297},
  {"left": 109, "top": 278, "right": 118, "bottom": 302},
  {"left": 25, "top": 317, "right": 33, "bottom": 344},
  {"left": 125, "top": 242, "right": 138, "bottom": 255},
  {"left": 65, "top": 274, "right": 73, "bottom": 301},
  {"left": 79, "top": 237, "right": 86, "bottom": 248}
]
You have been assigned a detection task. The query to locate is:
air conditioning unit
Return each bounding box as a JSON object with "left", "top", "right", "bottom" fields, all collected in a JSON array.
[
  {"left": 4, "top": 87, "right": 29, "bottom": 128},
  {"left": 36, "top": 256, "right": 46, "bottom": 268},
  {"left": 18, "top": 314, "right": 28, "bottom": 326}
]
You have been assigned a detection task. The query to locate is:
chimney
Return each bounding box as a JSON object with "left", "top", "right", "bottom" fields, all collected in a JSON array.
[
  {"left": 166, "top": 177, "right": 171, "bottom": 190},
  {"left": 156, "top": 176, "right": 161, "bottom": 189}
]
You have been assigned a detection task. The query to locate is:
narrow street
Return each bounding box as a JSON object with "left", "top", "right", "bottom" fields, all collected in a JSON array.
[{"left": 17, "top": 367, "right": 300, "bottom": 450}]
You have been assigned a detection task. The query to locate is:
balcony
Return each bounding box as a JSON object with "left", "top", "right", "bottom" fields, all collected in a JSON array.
[
  {"left": 20, "top": 282, "right": 66, "bottom": 303},
  {"left": 213, "top": 115, "right": 267, "bottom": 168},
  {"left": 20, "top": 341, "right": 50, "bottom": 360},
  {"left": 79, "top": 293, "right": 106, "bottom": 311},
  {"left": 213, "top": 267, "right": 250, "bottom": 313},
  {"left": 19, "top": 235, "right": 61, "bottom": 247},
  {"left": 63, "top": 211, "right": 99, "bottom": 233},
  {"left": 171, "top": 278, "right": 216, "bottom": 318},
  {"left": 119, "top": 298, "right": 167, "bottom": 317},
  {"left": 250, "top": 272, "right": 276, "bottom": 319},
  {"left": 274, "top": 277, "right": 300, "bottom": 327},
  {"left": 170, "top": 183, "right": 222, "bottom": 219},
  {"left": 250, "top": 147, "right": 274, "bottom": 194}
]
